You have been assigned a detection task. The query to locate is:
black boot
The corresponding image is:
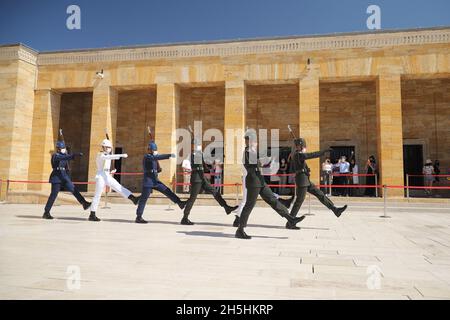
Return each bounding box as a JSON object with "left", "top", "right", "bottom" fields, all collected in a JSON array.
[
  {"left": 225, "top": 205, "right": 239, "bottom": 215},
  {"left": 233, "top": 215, "right": 240, "bottom": 227},
  {"left": 82, "top": 201, "right": 91, "bottom": 210},
  {"left": 235, "top": 227, "right": 251, "bottom": 239},
  {"left": 285, "top": 214, "right": 305, "bottom": 227},
  {"left": 333, "top": 205, "right": 348, "bottom": 217},
  {"left": 89, "top": 211, "right": 101, "bottom": 222},
  {"left": 128, "top": 194, "right": 140, "bottom": 205},
  {"left": 285, "top": 219, "right": 301, "bottom": 230},
  {"left": 181, "top": 216, "right": 194, "bottom": 225},
  {"left": 135, "top": 216, "right": 148, "bottom": 224},
  {"left": 178, "top": 200, "right": 187, "bottom": 210},
  {"left": 42, "top": 211, "right": 53, "bottom": 220}
]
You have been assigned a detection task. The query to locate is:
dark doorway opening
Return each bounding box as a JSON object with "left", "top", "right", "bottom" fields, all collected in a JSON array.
[
  {"left": 403, "top": 144, "right": 424, "bottom": 189},
  {"left": 114, "top": 147, "right": 123, "bottom": 184},
  {"left": 329, "top": 146, "right": 355, "bottom": 163},
  {"left": 59, "top": 92, "right": 93, "bottom": 192}
]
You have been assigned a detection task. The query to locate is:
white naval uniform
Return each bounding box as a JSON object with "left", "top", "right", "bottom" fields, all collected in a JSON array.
[{"left": 91, "top": 152, "right": 132, "bottom": 212}]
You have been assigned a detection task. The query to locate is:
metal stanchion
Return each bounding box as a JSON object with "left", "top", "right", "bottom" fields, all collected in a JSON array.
[
  {"left": 308, "top": 193, "right": 311, "bottom": 215},
  {"left": 5, "top": 179, "right": 10, "bottom": 202},
  {"left": 102, "top": 188, "right": 111, "bottom": 209},
  {"left": 328, "top": 174, "right": 333, "bottom": 197},
  {"left": 304, "top": 192, "right": 314, "bottom": 216},
  {"left": 406, "top": 174, "right": 410, "bottom": 200},
  {"left": 375, "top": 174, "right": 378, "bottom": 198},
  {"left": 0, "top": 180, "right": 3, "bottom": 201},
  {"left": 235, "top": 183, "right": 239, "bottom": 206},
  {"left": 166, "top": 179, "right": 175, "bottom": 211},
  {"left": 380, "top": 185, "right": 391, "bottom": 218}
]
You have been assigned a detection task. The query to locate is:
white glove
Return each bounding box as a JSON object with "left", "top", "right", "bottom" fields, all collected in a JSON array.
[
  {"left": 111, "top": 169, "right": 117, "bottom": 174},
  {"left": 123, "top": 154, "right": 128, "bottom": 158}
]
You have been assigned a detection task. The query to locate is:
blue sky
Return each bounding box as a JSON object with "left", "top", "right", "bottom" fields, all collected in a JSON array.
[{"left": 0, "top": 0, "right": 449, "bottom": 51}]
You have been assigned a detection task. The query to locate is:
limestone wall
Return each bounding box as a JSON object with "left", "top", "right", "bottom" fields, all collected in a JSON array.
[
  {"left": 319, "top": 80, "right": 378, "bottom": 174},
  {"left": 402, "top": 78, "right": 450, "bottom": 173},
  {"left": 116, "top": 89, "right": 157, "bottom": 192}
]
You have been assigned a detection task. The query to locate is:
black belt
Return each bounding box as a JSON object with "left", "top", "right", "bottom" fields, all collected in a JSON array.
[{"left": 56, "top": 168, "right": 66, "bottom": 171}]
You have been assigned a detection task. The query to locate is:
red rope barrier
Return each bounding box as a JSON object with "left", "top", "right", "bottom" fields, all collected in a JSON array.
[
  {"left": 3, "top": 179, "right": 450, "bottom": 190},
  {"left": 407, "top": 174, "right": 450, "bottom": 177}
]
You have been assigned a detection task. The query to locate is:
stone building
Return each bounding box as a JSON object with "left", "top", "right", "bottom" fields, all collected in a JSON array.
[{"left": 1, "top": 27, "right": 449, "bottom": 198}]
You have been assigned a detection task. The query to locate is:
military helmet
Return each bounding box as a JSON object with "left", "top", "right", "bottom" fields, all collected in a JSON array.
[
  {"left": 101, "top": 139, "right": 112, "bottom": 148},
  {"left": 244, "top": 129, "right": 257, "bottom": 140},
  {"left": 191, "top": 137, "right": 200, "bottom": 146},
  {"left": 56, "top": 141, "right": 66, "bottom": 149},
  {"left": 148, "top": 141, "right": 158, "bottom": 151},
  {"left": 294, "top": 138, "right": 307, "bottom": 148}
]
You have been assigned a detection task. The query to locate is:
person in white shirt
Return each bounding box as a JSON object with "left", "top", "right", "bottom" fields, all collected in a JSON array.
[
  {"left": 213, "top": 159, "right": 223, "bottom": 193},
  {"left": 89, "top": 139, "right": 140, "bottom": 221},
  {"left": 423, "top": 159, "right": 435, "bottom": 196},
  {"left": 322, "top": 158, "right": 332, "bottom": 196},
  {"left": 333, "top": 156, "right": 350, "bottom": 196},
  {"left": 181, "top": 157, "right": 192, "bottom": 193},
  {"left": 350, "top": 158, "right": 359, "bottom": 196}
]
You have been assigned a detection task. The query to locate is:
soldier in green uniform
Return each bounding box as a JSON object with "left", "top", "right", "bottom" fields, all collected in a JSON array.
[
  {"left": 287, "top": 138, "right": 348, "bottom": 229},
  {"left": 236, "top": 130, "right": 305, "bottom": 239},
  {"left": 181, "top": 138, "right": 238, "bottom": 225}
]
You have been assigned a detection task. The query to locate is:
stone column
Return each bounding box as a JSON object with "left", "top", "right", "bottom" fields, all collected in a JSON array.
[
  {"left": 299, "top": 70, "right": 321, "bottom": 184},
  {"left": 28, "top": 90, "right": 61, "bottom": 192},
  {"left": 87, "top": 85, "right": 118, "bottom": 191},
  {"left": 154, "top": 83, "right": 179, "bottom": 186},
  {"left": 224, "top": 80, "right": 246, "bottom": 195},
  {"left": 376, "top": 74, "right": 404, "bottom": 197}
]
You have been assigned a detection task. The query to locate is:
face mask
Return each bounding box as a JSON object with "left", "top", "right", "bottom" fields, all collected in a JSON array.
[
  {"left": 153, "top": 151, "right": 159, "bottom": 155},
  {"left": 60, "top": 148, "right": 67, "bottom": 154}
]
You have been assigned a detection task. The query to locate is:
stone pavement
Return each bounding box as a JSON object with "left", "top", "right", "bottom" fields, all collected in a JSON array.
[{"left": 0, "top": 200, "right": 449, "bottom": 300}]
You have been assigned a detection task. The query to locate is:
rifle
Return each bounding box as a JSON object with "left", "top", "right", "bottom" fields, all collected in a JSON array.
[
  {"left": 147, "top": 126, "right": 153, "bottom": 140},
  {"left": 287, "top": 124, "right": 297, "bottom": 140}
]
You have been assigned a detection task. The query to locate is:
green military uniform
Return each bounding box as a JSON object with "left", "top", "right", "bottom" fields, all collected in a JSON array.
[
  {"left": 183, "top": 150, "right": 236, "bottom": 224},
  {"left": 237, "top": 147, "right": 303, "bottom": 229},
  {"left": 289, "top": 146, "right": 346, "bottom": 220}
]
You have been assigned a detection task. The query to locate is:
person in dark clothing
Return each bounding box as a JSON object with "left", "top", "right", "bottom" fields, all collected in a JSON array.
[
  {"left": 43, "top": 140, "right": 91, "bottom": 219},
  {"left": 364, "top": 155, "right": 378, "bottom": 197},
  {"left": 135, "top": 140, "right": 187, "bottom": 223},
  {"left": 235, "top": 130, "right": 305, "bottom": 239},
  {"left": 288, "top": 139, "right": 348, "bottom": 229},
  {"left": 181, "top": 138, "right": 238, "bottom": 225}
]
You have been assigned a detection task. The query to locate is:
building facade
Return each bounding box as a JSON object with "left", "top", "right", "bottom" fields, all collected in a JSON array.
[{"left": 1, "top": 27, "right": 449, "bottom": 198}]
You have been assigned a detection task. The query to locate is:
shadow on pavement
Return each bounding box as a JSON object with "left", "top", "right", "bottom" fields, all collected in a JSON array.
[
  {"left": 176, "top": 230, "right": 289, "bottom": 240},
  {"left": 15, "top": 215, "right": 329, "bottom": 231}
]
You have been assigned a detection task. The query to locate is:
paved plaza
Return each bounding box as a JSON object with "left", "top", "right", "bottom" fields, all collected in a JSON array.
[{"left": 1, "top": 199, "right": 450, "bottom": 300}]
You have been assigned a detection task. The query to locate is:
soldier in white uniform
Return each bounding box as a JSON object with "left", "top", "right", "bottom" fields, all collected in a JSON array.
[{"left": 89, "top": 139, "right": 140, "bottom": 221}]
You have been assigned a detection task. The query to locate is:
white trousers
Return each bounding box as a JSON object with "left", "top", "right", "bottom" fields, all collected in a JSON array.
[{"left": 91, "top": 172, "right": 132, "bottom": 212}]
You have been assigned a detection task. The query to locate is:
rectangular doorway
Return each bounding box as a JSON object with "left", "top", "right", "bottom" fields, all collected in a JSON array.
[{"left": 403, "top": 144, "right": 424, "bottom": 187}]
